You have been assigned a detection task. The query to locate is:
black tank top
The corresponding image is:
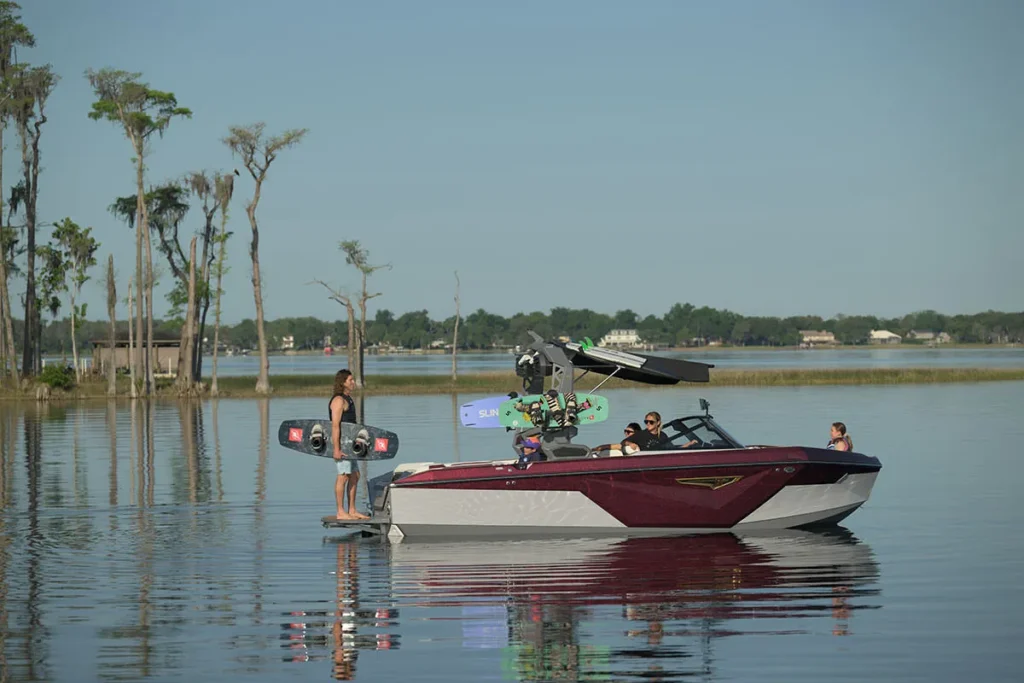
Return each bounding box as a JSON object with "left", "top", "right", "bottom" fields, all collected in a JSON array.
[{"left": 329, "top": 392, "right": 357, "bottom": 424}]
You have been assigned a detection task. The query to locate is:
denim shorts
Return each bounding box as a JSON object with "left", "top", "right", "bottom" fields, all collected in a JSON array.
[{"left": 335, "top": 458, "right": 355, "bottom": 475}]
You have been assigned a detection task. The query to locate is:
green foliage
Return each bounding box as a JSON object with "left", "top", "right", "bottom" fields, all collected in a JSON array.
[
  {"left": 340, "top": 240, "right": 366, "bottom": 270},
  {"left": 7, "top": 63, "right": 59, "bottom": 127},
  {"left": 0, "top": 3, "right": 36, "bottom": 61},
  {"left": 39, "top": 363, "right": 74, "bottom": 390},
  {"left": 85, "top": 68, "right": 192, "bottom": 145},
  {"left": 223, "top": 123, "right": 308, "bottom": 181},
  {"left": 164, "top": 275, "right": 213, "bottom": 323},
  {"left": 51, "top": 217, "right": 98, "bottom": 290},
  {"left": 11, "top": 305, "right": 1024, "bottom": 358},
  {"left": 45, "top": 216, "right": 98, "bottom": 352},
  {"left": 109, "top": 182, "right": 190, "bottom": 269},
  {"left": 230, "top": 318, "right": 259, "bottom": 349},
  {"left": 35, "top": 243, "right": 68, "bottom": 318},
  {"left": 165, "top": 279, "right": 187, "bottom": 322},
  {"left": 0, "top": 224, "right": 21, "bottom": 274}
]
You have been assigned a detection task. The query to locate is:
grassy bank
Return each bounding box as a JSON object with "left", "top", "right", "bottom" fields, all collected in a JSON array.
[{"left": 3, "top": 367, "right": 1023, "bottom": 401}]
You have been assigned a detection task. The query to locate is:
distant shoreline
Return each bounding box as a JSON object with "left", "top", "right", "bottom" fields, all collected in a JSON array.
[
  {"left": 3, "top": 367, "right": 1023, "bottom": 402},
  {"left": 261, "top": 342, "right": 1019, "bottom": 357}
]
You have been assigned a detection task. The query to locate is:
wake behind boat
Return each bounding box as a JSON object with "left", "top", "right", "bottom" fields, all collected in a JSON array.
[{"left": 318, "top": 332, "right": 882, "bottom": 540}]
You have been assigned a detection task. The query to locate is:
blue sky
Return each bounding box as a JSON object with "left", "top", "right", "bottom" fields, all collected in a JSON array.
[{"left": 11, "top": 0, "right": 1023, "bottom": 325}]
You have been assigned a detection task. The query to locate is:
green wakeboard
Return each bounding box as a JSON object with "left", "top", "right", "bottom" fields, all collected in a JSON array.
[{"left": 498, "top": 392, "right": 609, "bottom": 430}]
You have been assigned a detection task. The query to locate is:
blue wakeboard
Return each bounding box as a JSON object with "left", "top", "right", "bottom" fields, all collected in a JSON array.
[{"left": 459, "top": 396, "right": 507, "bottom": 428}]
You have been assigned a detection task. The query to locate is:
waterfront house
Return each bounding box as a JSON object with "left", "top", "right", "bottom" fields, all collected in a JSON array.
[
  {"left": 869, "top": 330, "right": 902, "bottom": 345},
  {"left": 799, "top": 330, "right": 838, "bottom": 347},
  {"left": 598, "top": 329, "right": 642, "bottom": 348}
]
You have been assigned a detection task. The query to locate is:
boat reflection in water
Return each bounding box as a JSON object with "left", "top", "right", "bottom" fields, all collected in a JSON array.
[{"left": 284, "top": 528, "right": 879, "bottom": 681}]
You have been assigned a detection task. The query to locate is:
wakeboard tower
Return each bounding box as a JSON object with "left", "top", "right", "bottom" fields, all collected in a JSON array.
[{"left": 501, "top": 331, "right": 713, "bottom": 460}]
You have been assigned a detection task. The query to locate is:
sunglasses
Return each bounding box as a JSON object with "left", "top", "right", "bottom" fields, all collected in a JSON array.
[
  {"left": 644, "top": 419, "right": 657, "bottom": 425},
  {"left": 624, "top": 429, "right": 635, "bottom": 435}
]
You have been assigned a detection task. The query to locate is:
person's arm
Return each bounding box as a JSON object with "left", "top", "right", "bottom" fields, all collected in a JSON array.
[
  {"left": 588, "top": 442, "right": 623, "bottom": 458},
  {"left": 331, "top": 396, "right": 346, "bottom": 460},
  {"left": 834, "top": 440, "right": 849, "bottom": 451}
]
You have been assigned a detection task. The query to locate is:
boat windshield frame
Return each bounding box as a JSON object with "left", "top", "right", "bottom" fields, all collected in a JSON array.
[{"left": 661, "top": 415, "right": 745, "bottom": 450}]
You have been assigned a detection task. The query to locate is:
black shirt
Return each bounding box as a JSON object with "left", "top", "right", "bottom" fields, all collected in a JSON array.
[{"left": 624, "top": 430, "right": 670, "bottom": 452}]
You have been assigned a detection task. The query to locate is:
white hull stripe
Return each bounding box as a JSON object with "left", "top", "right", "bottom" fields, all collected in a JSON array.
[{"left": 388, "top": 472, "right": 878, "bottom": 536}]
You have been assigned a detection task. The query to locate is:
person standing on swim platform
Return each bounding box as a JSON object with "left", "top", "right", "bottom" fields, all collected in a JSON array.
[{"left": 330, "top": 369, "right": 369, "bottom": 520}]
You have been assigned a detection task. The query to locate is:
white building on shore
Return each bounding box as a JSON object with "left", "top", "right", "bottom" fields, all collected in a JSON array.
[
  {"left": 598, "top": 329, "right": 642, "bottom": 348},
  {"left": 869, "top": 329, "right": 902, "bottom": 344}
]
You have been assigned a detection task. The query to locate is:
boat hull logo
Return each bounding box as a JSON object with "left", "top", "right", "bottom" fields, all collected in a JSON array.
[{"left": 674, "top": 476, "right": 743, "bottom": 490}]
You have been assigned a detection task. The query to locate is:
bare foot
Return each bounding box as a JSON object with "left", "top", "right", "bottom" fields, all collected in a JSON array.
[{"left": 334, "top": 510, "right": 370, "bottom": 521}]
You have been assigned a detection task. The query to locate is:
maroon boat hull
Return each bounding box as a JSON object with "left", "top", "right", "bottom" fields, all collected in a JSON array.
[{"left": 379, "top": 446, "right": 881, "bottom": 537}]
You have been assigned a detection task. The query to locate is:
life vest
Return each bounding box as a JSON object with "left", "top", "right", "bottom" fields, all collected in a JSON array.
[
  {"left": 827, "top": 435, "right": 852, "bottom": 451},
  {"left": 329, "top": 392, "right": 357, "bottom": 423}
]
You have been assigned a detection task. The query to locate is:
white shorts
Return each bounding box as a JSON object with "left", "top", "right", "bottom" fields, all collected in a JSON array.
[{"left": 335, "top": 459, "right": 355, "bottom": 475}]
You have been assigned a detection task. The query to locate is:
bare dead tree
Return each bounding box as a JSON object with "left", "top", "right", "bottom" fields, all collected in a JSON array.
[
  {"left": 105, "top": 254, "right": 116, "bottom": 396},
  {"left": 127, "top": 280, "right": 136, "bottom": 398},
  {"left": 105, "top": 254, "right": 117, "bottom": 395},
  {"left": 223, "top": 123, "right": 308, "bottom": 395},
  {"left": 0, "top": 228, "right": 17, "bottom": 385},
  {"left": 209, "top": 171, "right": 236, "bottom": 398},
  {"left": 0, "top": 278, "right": 5, "bottom": 379},
  {"left": 309, "top": 279, "right": 357, "bottom": 375},
  {"left": 452, "top": 270, "right": 460, "bottom": 382},
  {"left": 176, "top": 236, "right": 198, "bottom": 395},
  {"left": 339, "top": 241, "right": 391, "bottom": 388}
]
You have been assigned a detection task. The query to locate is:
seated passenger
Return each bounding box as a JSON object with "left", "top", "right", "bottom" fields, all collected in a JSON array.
[
  {"left": 590, "top": 422, "right": 643, "bottom": 457},
  {"left": 827, "top": 422, "right": 853, "bottom": 451},
  {"left": 625, "top": 412, "right": 673, "bottom": 451},
  {"left": 517, "top": 436, "right": 545, "bottom": 464}
]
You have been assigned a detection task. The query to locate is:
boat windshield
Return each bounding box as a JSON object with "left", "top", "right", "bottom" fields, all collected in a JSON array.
[{"left": 661, "top": 416, "right": 744, "bottom": 450}]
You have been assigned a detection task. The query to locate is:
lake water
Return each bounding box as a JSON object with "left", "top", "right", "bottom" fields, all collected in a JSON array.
[
  {"left": 205, "top": 346, "right": 1024, "bottom": 377},
  {"left": 1, "top": 380, "right": 1022, "bottom": 681}
]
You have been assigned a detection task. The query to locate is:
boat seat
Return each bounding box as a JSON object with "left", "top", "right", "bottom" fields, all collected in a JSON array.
[
  {"left": 390, "top": 462, "right": 434, "bottom": 480},
  {"left": 541, "top": 443, "right": 591, "bottom": 459}
]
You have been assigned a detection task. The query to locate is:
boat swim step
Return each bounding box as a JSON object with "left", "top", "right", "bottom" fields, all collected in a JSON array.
[{"left": 321, "top": 515, "right": 389, "bottom": 530}]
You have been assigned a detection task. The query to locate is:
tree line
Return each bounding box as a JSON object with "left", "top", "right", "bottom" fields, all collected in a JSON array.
[
  {"left": 0, "top": 3, "right": 391, "bottom": 396},
  {"left": 17, "top": 305, "right": 1024, "bottom": 361}
]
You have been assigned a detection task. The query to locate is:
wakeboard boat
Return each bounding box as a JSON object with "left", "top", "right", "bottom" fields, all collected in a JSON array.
[{"left": 348, "top": 332, "right": 882, "bottom": 540}]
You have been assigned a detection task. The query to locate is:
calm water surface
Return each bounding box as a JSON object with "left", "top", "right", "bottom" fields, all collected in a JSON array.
[
  {"left": 1, "top": 382, "right": 1022, "bottom": 682},
  {"left": 204, "top": 346, "right": 1024, "bottom": 377}
]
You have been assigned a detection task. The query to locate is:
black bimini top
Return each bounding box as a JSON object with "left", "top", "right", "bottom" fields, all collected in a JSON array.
[{"left": 558, "top": 342, "right": 713, "bottom": 385}]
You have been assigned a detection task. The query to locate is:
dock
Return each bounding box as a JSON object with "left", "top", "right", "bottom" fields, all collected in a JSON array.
[{"left": 320, "top": 515, "right": 390, "bottom": 535}]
